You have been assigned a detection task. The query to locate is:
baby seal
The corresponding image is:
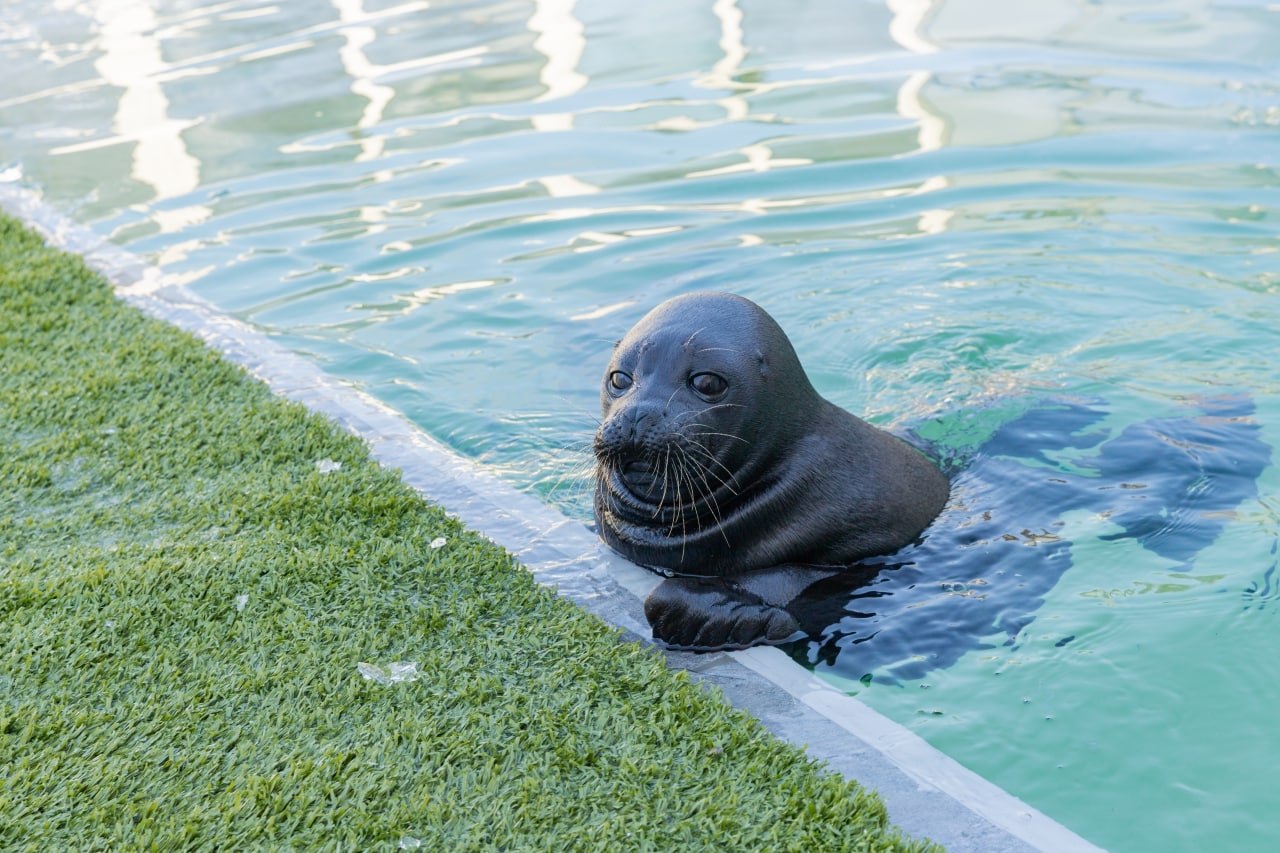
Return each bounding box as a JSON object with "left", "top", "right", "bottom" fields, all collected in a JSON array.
[{"left": 593, "top": 291, "right": 949, "bottom": 650}]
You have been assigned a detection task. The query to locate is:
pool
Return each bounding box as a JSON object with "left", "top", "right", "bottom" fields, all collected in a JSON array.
[{"left": 3, "top": 0, "right": 1278, "bottom": 849}]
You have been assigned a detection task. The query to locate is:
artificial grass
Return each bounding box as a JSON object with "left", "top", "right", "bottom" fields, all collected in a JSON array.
[{"left": 0, "top": 212, "right": 936, "bottom": 851}]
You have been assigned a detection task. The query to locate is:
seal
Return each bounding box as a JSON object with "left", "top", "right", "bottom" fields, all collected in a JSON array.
[{"left": 593, "top": 291, "right": 950, "bottom": 650}]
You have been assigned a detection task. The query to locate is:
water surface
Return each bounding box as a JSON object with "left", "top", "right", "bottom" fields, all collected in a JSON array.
[{"left": 3, "top": 1, "right": 1278, "bottom": 849}]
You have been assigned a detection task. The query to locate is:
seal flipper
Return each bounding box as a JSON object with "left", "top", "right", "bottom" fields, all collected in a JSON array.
[
  {"left": 645, "top": 577, "right": 801, "bottom": 650},
  {"left": 1087, "top": 395, "right": 1269, "bottom": 563},
  {"left": 644, "top": 565, "right": 839, "bottom": 651}
]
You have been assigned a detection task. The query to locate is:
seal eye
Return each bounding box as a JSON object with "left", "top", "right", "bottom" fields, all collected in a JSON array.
[
  {"left": 690, "top": 372, "right": 728, "bottom": 401},
  {"left": 608, "top": 371, "right": 633, "bottom": 394}
]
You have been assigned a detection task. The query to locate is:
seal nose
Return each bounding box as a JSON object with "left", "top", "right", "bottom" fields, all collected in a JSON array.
[
  {"left": 631, "top": 407, "right": 661, "bottom": 437},
  {"left": 596, "top": 402, "right": 666, "bottom": 463},
  {"left": 622, "top": 406, "right": 667, "bottom": 454}
]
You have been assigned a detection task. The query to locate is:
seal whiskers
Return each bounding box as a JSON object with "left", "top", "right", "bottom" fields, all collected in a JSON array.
[
  {"left": 676, "top": 443, "right": 733, "bottom": 548},
  {"left": 679, "top": 435, "right": 741, "bottom": 495}
]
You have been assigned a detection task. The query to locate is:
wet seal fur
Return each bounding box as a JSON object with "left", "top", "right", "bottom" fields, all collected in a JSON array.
[{"left": 593, "top": 291, "right": 949, "bottom": 650}]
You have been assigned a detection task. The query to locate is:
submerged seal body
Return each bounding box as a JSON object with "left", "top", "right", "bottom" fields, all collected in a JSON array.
[{"left": 593, "top": 291, "right": 949, "bottom": 649}]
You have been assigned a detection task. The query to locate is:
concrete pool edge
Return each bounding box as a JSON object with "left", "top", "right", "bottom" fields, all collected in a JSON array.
[{"left": 0, "top": 181, "right": 1102, "bottom": 853}]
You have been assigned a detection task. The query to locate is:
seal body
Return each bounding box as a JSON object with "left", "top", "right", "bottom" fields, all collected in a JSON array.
[{"left": 593, "top": 291, "right": 949, "bottom": 649}]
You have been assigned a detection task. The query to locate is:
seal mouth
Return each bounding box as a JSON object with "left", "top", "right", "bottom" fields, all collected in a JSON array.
[
  {"left": 599, "top": 446, "right": 734, "bottom": 531},
  {"left": 606, "top": 460, "right": 664, "bottom": 511},
  {"left": 594, "top": 420, "right": 741, "bottom": 531},
  {"left": 620, "top": 457, "right": 661, "bottom": 492}
]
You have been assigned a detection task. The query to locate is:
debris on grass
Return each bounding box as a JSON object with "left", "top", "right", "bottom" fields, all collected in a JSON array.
[{"left": 357, "top": 661, "right": 421, "bottom": 685}]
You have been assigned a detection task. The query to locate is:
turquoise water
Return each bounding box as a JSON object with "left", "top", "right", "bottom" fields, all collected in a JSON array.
[{"left": 3, "top": 0, "right": 1278, "bottom": 848}]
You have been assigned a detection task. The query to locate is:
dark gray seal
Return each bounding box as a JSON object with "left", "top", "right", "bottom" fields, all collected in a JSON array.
[{"left": 593, "top": 291, "right": 950, "bottom": 650}]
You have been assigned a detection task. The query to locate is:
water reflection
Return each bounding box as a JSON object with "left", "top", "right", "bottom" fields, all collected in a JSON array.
[
  {"left": 333, "top": 0, "right": 394, "bottom": 163},
  {"left": 887, "top": 0, "right": 950, "bottom": 235},
  {"left": 60, "top": 0, "right": 210, "bottom": 232},
  {"left": 705, "top": 0, "right": 748, "bottom": 122},
  {"left": 528, "top": 0, "right": 597, "bottom": 195}
]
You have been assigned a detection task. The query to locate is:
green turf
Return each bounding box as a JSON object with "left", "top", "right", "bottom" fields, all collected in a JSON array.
[{"left": 0, "top": 212, "right": 937, "bottom": 851}]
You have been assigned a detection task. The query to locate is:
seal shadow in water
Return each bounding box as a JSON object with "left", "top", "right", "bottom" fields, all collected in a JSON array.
[{"left": 775, "top": 394, "right": 1271, "bottom": 683}]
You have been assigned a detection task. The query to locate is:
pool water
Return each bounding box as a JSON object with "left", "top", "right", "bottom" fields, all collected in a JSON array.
[{"left": 3, "top": 0, "right": 1278, "bottom": 849}]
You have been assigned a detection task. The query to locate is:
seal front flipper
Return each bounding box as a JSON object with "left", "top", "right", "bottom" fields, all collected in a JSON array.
[
  {"left": 645, "top": 576, "right": 801, "bottom": 650},
  {"left": 644, "top": 565, "right": 838, "bottom": 651}
]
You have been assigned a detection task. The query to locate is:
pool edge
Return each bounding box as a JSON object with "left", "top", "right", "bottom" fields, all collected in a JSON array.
[{"left": 0, "top": 180, "right": 1103, "bottom": 853}]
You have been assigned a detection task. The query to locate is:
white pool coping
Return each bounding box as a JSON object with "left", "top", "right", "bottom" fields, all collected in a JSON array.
[{"left": 1, "top": 180, "right": 1104, "bottom": 853}]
